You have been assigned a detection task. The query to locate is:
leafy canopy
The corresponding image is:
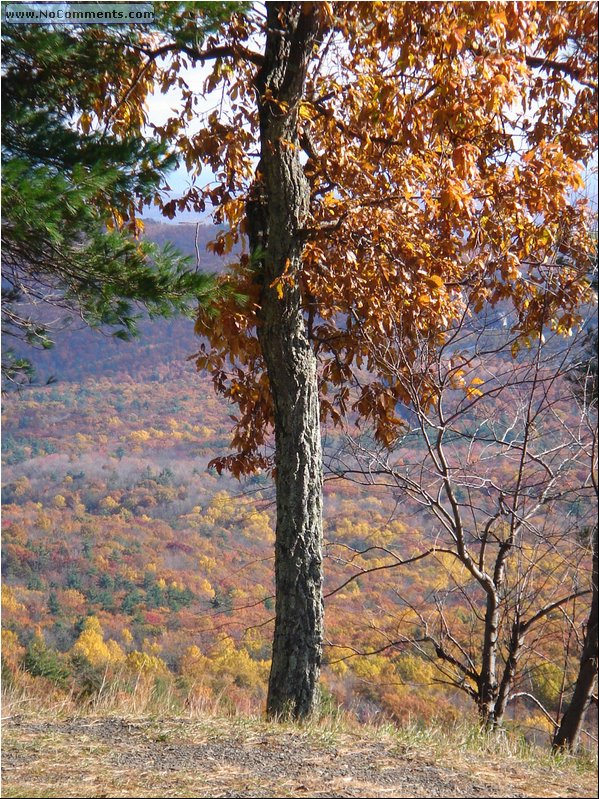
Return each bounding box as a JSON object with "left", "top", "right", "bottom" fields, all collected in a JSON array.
[{"left": 48, "top": 1, "right": 597, "bottom": 471}]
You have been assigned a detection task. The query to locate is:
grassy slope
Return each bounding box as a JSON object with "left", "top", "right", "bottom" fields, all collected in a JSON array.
[{"left": 1, "top": 706, "right": 597, "bottom": 799}]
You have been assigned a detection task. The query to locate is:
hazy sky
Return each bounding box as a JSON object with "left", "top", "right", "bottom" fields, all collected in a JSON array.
[{"left": 143, "top": 61, "right": 216, "bottom": 222}]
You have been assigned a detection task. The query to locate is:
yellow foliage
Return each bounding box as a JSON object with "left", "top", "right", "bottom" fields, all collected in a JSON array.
[
  {"left": 99, "top": 495, "right": 120, "bottom": 512},
  {"left": 126, "top": 651, "right": 168, "bottom": 675},
  {"left": 1, "top": 629, "right": 24, "bottom": 667},
  {"left": 531, "top": 660, "right": 563, "bottom": 710},
  {"left": 332, "top": 518, "right": 395, "bottom": 546},
  {"left": 180, "top": 645, "right": 209, "bottom": 679},
  {"left": 71, "top": 616, "right": 112, "bottom": 666},
  {"left": 1, "top": 585, "right": 25, "bottom": 613},
  {"left": 395, "top": 653, "right": 437, "bottom": 685},
  {"left": 106, "top": 639, "right": 125, "bottom": 662},
  {"left": 198, "top": 578, "right": 216, "bottom": 599},
  {"left": 36, "top": 513, "right": 52, "bottom": 533},
  {"left": 198, "top": 555, "right": 216, "bottom": 571},
  {"left": 142, "top": 638, "right": 162, "bottom": 656},
  {"left": 341, "top": 579, "right": 361, "bottom": 596},
  {"left": 209, "top": 636, "right": 269, "bottom": 690},
  {"left": 203, "top": 491, "right": 235, "bottom": 526},
  {"left": 13, "top": 477, "right": 31, "bottom": 497},
  {"left": 329, "top": 658, "right": 349, "bottom": 678},
  {"left": 242, "top": 628, "right": 269, "bottom": 660},
  {"left": 352, "top": 654, "right": 395, "bottom": 682},
  {"left": 388, "top": 519, "right": 408, "bottom": 537},
  {"left": 129, "top": 429, "right": 152, "bottom": 443},
  {"left": 243, "top": 510, "right": 274, "bottom": 542}
]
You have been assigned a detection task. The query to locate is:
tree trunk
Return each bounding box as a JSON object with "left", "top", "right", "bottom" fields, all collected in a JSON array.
[
  {"left": 249, "top": 3, "right": 323, "bottom": 720},
  {"left": 553, "top": 525, "right": 598, "bottom": 751},
  {"left": 494, "top": 617, "right": 524, "bottom": 726},
  {"left": 479, "top": 591, "right": 500, "bottom": 724}
]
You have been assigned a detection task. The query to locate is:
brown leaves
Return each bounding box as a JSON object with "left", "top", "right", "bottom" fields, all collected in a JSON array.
[
  {"left": 139, "top": 2, "right": 599, "bottom": 473},
  {"left": 451, "top": 145, "right": 480, "bottom": 182}
]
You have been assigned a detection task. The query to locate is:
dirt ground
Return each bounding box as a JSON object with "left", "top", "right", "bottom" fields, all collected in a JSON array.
[{"left": 1, "top": 715, "right": 597, "bottom": 798}]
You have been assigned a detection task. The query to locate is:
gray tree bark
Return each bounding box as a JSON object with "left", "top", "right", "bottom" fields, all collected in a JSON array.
[
  {"left": 494, "top": 616, "right": 523, "bottom": 725},
  {"left": 248, "top": 2, "right": 323, "bottom": 720},
  {"left": 479, "top": 591, "right": 500, "bottom": 723}
]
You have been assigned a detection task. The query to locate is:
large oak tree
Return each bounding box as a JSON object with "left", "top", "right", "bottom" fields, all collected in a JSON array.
[{"left": 30, "top": 2, "right": 597, "bottom": 719}]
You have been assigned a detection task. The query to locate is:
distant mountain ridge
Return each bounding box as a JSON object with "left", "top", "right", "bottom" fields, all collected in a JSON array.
[
  {"left": 7, "top": 222, "right": 231, "bottom": 385},
  {"left": 142, "top": 219, "right": 235, "bottom": 270}
]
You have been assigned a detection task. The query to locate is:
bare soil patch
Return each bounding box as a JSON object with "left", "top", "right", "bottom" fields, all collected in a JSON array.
[{"left": 1, "top": 715, "right": 596, "bottom": 798}]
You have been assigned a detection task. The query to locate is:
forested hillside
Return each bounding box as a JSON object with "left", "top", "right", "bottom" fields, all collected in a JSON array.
[
  {"left": 3, "top": 3, "right": 598, "bottom": 773},
  {"left": 3, "top": 222, "right": 596, "bottom": 748}
]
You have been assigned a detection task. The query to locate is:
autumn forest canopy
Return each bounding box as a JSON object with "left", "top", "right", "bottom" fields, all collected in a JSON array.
[{"left": 1, "top": 1, "right": 598, "bottom": 755}]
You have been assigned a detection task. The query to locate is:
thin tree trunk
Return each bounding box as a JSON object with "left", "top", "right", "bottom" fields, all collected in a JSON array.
[
  {"left": 553, "top": 526, "right": 598, "bottom": 751},
  {"left": 494, "top": 617, "right": 523, "bottom": 726},
  {"left": 479, "top": 591, "right": 500, "bottom": 723},
  {"left": 248, "top": 3, "right": 323, "bottom": 720},
  {"left": 480, "top": 542, "right": 513, "bottom": 725}
]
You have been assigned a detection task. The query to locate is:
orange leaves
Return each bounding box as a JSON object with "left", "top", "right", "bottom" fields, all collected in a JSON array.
[
  {"left": 317, "top": 1, "right": 335, "bottom": 25},
  {"left": 269, "top": 259, "right": 295, "bottom": 300},
  {"left": 207, "top": 230, "right": 236, "bottom": 256},
  {"left": 417, "top": 274, "right": 445, "bottom": 308},
  {"left": 345, "top": 250, "right": 358, "bottom": 267},
  {"left": 209, "top": 452, "right": 270, "bottom": 480},
  {"left": 451, "top": 144, "right": 480, "bottom": 182},
  {"left": 491, "top": 73, "right": 509, "bottom": 89},
  {"left": 174, "top": 3, "right": 598, "bottom": 470},
  {"left": 568, "top": 166, "right": 586, "bottom": 193},
  {"left": 485, "top": 71, "right": 516, "bottom": 114},
  {"left": 79, "top": 112, "right": 92, "bottom": 135},
  {"left": 444, "top": 24, "right": 468, "bottom": 54},
  {"left": 489, "top": 7, "right": 508, "bottom": 39},
  {"left": 427, "top": 274, "right": 444, "bottom": 290},
  {"left": 261, "top": 88, "right": 289, "bottom": 113},
  {"left": 439, "top": 181, "right": 469, "bottom": 215}
]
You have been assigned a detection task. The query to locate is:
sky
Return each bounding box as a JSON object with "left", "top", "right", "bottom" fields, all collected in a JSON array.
[{"left": 143, "top": 61, "right": 221, "bottom": 222}]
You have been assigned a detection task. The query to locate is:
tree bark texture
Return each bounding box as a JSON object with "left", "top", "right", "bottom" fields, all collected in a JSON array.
[
  {"left": 249, "top": 3, "right": 323, "bottom": 720},
  {"left": 494, "top": 617, "right": 524, "bottom": 726},
  {"left": 479, "top": 591, "right": 500, "bottom": 724},
  {"left": 553, "top": 525, "right": 598, "bottom": 751}
]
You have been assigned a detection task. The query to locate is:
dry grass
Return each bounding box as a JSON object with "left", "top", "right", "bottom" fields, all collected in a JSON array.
[{"left": 1, "top": 689, "right": 597, "bottom": 799}]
